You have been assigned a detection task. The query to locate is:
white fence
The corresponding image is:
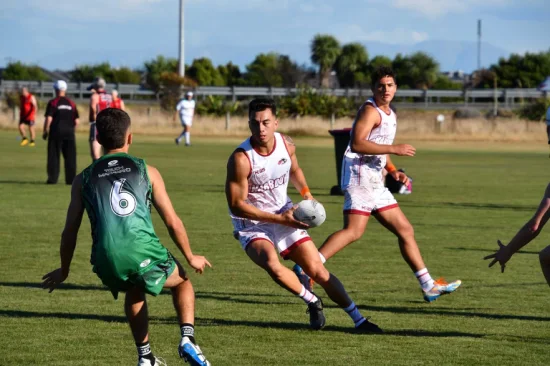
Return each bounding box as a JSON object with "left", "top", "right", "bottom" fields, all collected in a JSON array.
[{"left": 1, "top": 79, "right": 547, "bottom": 109}]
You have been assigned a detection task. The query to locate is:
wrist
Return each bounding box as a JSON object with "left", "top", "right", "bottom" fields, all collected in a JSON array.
[
  {"left": 386, "top": 163, "right": 397, "bottom": 174},
  {"left": 300, "top": 186, "right": 311, "bottom": 198}
]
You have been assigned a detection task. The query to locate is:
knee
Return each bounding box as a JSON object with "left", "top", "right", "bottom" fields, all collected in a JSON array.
[
  {"left": 540, "top": 246, "right": 550, "bottom": 263},
  {"left": 304, "top": 265, "right": 330, "bottom": 284},
  {"left": 343, "top": 226, "right": 365, "bottom": 242},
  {"left": 264, "top": 261, "right": 286, "bottom": 279},
  {"left": 397, "top": 223, "right": 415, "bottom": 241}
]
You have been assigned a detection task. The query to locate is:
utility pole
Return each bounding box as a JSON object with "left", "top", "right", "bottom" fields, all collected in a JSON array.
[
  {"left": 477, "top": 19, "right": 482, "bottom": 71},
  {"left": 178, "top": 0, "right": 185, "bottom": 77}
]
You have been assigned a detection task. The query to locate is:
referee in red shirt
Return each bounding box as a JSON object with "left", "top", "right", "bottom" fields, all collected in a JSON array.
[{"left": 43, "top": 80, "right": 80, "bottom": 184}]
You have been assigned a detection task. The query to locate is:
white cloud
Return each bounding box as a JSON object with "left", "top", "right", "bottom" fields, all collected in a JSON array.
[
  {"left": 338, "top": 24, "right": 429, "bottom": 44},
  {"left": 379, "top": 0, "right": 514, "bottom": 18},
  {"left": 188, "top": 0, "right": 289, "bottom": 11},
  {"left": 3, "top": 0, "right": 167, "bottom": 22},
  {"left": 299, "top": 3, "right": 333, "bottom": 14}
]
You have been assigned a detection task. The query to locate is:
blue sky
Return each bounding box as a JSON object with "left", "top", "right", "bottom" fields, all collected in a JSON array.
[{"left": 0, "top": 0, "right": 548, "bottom": 73}]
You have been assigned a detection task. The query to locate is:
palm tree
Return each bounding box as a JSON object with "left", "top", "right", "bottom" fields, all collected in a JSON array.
[
  {"left": 310, "top": 34, "right": 341, "bottom": 88},
  {"left": 334, "top": 43, "right": 369, "bottom": 88},
  {"left": 408, "top": 52, "right": 439, "bottom": 89}
]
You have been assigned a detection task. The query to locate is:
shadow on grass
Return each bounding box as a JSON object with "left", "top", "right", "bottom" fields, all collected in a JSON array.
[
  {"left": 356, "top": 304, "right": 550, "bottom": 322},
  {"left": 0, "top": 282, "right": 106, "bottom": 291},
  {"left": 3, "top": 283, "right": 548, "bottom": 323},
  {"left": 400, "top": 201, "right": 535, "bottom": 212},
  {"left": 447, "top": 247, "right": 540, "bottom": 255},
  {"left": 0, "top": 282, "right": 296, "bottom": 305},
  {"left": 0, "top": 180, "right": 48, "bottom": 185},
  {"left": 0, "top": 310, "right": 485, "bottom": 338}
]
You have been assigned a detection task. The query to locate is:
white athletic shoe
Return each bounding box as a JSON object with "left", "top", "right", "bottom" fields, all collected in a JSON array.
[
  {"left": 137, "top": 356, "right": 167, "bottom": 366},
  {"left": 178, "top": 337, "right": 211, "bottom": 366}
]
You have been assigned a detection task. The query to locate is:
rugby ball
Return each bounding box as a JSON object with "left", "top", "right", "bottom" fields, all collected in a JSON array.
[{"left": 293, "top": 200, "right": 326, "bottom": 228}]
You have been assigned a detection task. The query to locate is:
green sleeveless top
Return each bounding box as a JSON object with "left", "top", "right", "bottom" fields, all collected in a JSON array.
[{"left": 81, "top": 153, "right": 167, "bottom": 280}]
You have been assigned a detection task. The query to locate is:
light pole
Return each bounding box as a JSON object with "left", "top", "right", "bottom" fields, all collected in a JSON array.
[{"left": 178, "top": 0, "right": 185, "bottom": 77}]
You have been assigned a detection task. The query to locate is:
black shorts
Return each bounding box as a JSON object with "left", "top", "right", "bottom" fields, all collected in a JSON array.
[
  {"left": 89, "top": 123, "right": 97, "bottom": 142},
  {"left": 19, "top": 120, "right": 35, "bottom": 126}
]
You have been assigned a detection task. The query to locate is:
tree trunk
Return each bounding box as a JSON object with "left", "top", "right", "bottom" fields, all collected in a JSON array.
[{"left": 320, "top": 68, "right": 331, "bottom": 88}]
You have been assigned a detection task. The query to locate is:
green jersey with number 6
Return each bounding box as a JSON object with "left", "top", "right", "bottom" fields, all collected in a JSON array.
[{"left": 81, "top": 153, "right": 170, "bottom": 293}]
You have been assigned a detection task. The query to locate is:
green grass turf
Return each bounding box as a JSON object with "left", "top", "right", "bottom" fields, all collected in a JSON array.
[{"left": 0, "top": 130, "right": 549, "bottom": 365}]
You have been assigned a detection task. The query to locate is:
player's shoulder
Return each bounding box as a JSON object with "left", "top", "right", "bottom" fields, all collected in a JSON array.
[
  {"left": 228, "top": 148, "right": 251, "bottom": 172},
  {"left": 356, "top": 102, "right": 380, "bottom": 123},
  {"left": 280, "top": 133, "right": 296, "bottom": 153}
]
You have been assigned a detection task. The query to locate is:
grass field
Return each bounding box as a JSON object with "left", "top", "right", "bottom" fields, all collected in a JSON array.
[{"left": 1, "top": 130, "right": 549, "bottom": 366}]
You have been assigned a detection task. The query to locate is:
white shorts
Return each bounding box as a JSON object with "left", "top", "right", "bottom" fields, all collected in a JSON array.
[
  {"left": 233, "top": 222, "right": 311, "bottom": 259},
  {"left": 343, "top": 185, "right": 398, "bottom": 216},
  {"left": 180, "top": 116, "right": 193, "bottom": 127}
]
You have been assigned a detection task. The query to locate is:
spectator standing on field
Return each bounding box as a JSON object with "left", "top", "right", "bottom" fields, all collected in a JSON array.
[
  {"left": 19, "top": 87, "right": 38, "bottom": 146},
  {"left": 174, "top": 91, "right": 195, "bottom": 146},
  {"left": 111, "top": 89, "right": 125, "bottom": 111},
  {"left": 88, "top": 77, "right": 112, "bottom": 161},
  {"left": 43, "top": 80, "right": 80, "bottom": 185}
]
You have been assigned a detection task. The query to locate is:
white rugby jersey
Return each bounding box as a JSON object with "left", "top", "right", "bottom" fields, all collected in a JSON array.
[
  {"left": 341, "top": 98, "right": 397, "bottom": 189},
  {"left": 230, "top": 132, "right": 293, "bottom": 228},
  {"left": 176, "top": 99, "right": 195, "bottom": 119}
]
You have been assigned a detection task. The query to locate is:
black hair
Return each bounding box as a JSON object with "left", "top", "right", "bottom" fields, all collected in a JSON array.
[
  {"left": 371, "top": 66, "right": 397, "bottom": 89},
  {"left": 248, "top": 98, "right": 277, "bottom": 120},
  {"left": 96, "top": 108, "right": 131, "bottom": 150}
]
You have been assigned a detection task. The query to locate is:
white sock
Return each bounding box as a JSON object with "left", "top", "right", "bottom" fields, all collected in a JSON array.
[
  {"left": 298, "top": 285, "right": 318, "bottom": 304},
  {"left": 319, "top": 252, "right": 326, "bottom": 264},
  {"left": 184, "top": 132, "right": 190, "bottom": 145},
  {"left": 415, "top": 268, "right": 434, "bottom": 292},
  {"left": 343, "top": 301, "right": 366, "bottom": 327},
  {"left": 177, "top": 131, "right": 185, "bottom": 142}
]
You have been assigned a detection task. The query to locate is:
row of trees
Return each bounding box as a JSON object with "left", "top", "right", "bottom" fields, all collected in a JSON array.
[{"left": 3, "top": 34, "right": 550, "bottom": 91}]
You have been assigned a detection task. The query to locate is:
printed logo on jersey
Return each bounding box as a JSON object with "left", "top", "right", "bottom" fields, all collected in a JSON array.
[
  {"left": 108, "top": 160, "right": 118, "bottom": 167},
  {"left": 140, "top": 259, "right": 151, "bottom": 268},
  {"left": 249, "top": 173, "right": 287, "bottom": 193},
  {"left": 252, "top": 168, "right": 266, "bottom": 175},
  {"left": 278, "top": 158, "right": 288, "bottom": 165}
]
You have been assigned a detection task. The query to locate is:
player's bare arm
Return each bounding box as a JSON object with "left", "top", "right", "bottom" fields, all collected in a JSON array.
[
  {"left": 283, "top": 134, "right": 314, "bottom": 201},
  {"left": 385, "top": 155, "right": 409, "bottom": 184},
  {"left": 120, "top": 100, "right": 125, "bottom": 111},
  {"left": 485, "top": 183, "right": 550, "bottom": 271},
  {"left": 226, "top": 150, "right": 308, "bottom": 229},
  {"left": 148, "top": 165, "right": 211, "bottom": 274},
  {"left": 351, "top": 105, "right": 415, "bottom": 156},
  {"left": 89, "top": 93, "right": 98, "bottom": 122},
  {"left": 42, "top": 174, "right": 85, "bottom": 292},
  {"left": 42, "top": 116, "right": 53, "bottom": 139},
  {"left": 31, "top": 95, "right": 38, "bottom": 112}
]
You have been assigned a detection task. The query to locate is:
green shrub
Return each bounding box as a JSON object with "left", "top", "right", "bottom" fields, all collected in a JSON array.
[{"left": 517, "top": 98, "right": 550, "bottom": 121}]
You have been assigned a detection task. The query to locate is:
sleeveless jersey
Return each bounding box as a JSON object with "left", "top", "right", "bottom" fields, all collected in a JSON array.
[
  {"left": 20, "top": 94, "right": 35, "bottom": 121},
  {"left": 230, "top": 133, "right": 292, "bottom": 229},
  {"left": 81, "top": 153, "right": 166, "bottom": 279},
  {"left": 111, "top": 98, "right": 122, "bottom": 109},
  {"left": 341, "top": 98, "right": 397, "bottom": 189},
  {"left": 95, "top": 91, "right": 113, "bottom": 118}
]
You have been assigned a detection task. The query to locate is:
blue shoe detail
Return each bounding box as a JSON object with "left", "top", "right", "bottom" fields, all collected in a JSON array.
[
  {"left": 179, "top": 338, "right": 210, "bottom": 366},
  {"left": 293, "top": 264, "right": 313, "bottom": 292},
  {"left": 423, "top": 278, "right": 462, "bottom": 303}
]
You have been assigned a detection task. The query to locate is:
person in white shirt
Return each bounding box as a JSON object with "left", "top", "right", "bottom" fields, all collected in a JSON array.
[{"left": 175, "top": 91, "right": 195, "bottom": 146}]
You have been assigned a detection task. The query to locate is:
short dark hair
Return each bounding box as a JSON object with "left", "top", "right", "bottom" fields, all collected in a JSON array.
[
  {"left": 371, "top": 66, "right": 396, "bottom": 88},
  {"left": 96, "top": 108, "right": 131, "bottom": 150},
  {"left": 249, "top": 98, "right": 277, "bottom": 120}
]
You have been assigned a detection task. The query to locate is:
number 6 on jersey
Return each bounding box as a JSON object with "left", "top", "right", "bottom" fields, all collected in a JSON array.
[{"left": 110, "top": 178, "right": 137, "bottom": 216}]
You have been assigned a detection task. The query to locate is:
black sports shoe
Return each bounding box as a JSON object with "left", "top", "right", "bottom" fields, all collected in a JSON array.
[
  {"left": 306, "top": 296, "right": 326, "bottom": 330},
  {"left": 354, "top": 317, "right": 383, "bottom": 334}
]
